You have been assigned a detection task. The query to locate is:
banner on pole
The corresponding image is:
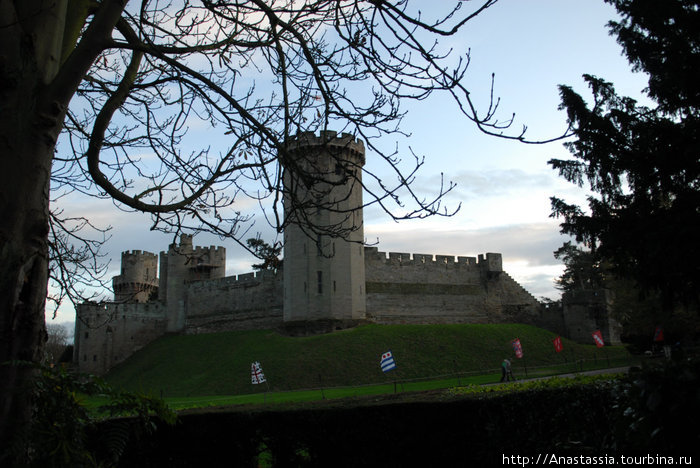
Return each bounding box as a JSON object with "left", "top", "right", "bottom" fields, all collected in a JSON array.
[
  {"left": 553, "top": 336, "right": 563, "bottom": 353},
  {"left": 511, "top": 338, "right": 523, "bottom": 358},
  {"left": 653, "top": 326, "right": 664, "bottom": 342},
  {"left": 251, "top": 361, "right": 266, "bottom": 384},
  {"left": 380, "top": 350, "right": 397, "bottom": 373},
  {"left": 592, "top": 330, "right": 605, "bottom": 348}
]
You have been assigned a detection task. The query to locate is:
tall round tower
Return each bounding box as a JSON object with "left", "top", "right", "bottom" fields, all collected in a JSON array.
[
  {"left": 283, "top": 130, "right": 366, "bottom": 322},
  {"left": 113, "top": 250, "right": 159, "bottom": 302}
]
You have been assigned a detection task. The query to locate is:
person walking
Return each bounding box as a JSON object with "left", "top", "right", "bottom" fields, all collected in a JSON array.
[
  {"left": 500, "top": 358, "right": 510, "bottom": 382},
  {"left": 505, "top": 358, "right": 514, "bottom": 381}
]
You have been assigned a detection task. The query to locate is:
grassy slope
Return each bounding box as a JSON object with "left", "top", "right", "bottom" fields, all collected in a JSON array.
[{"left": 105, "top": 323, "right": 630, "bottom": 397}]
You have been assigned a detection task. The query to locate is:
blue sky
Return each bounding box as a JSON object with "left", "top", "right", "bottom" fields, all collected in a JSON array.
[{"left": 49, "top": 0, "right": 649, "bottom": 325}]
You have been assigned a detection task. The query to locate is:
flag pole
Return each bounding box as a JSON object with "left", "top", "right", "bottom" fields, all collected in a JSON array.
[{"left": 318, "top": 373, "right": 326, "bottom": 400}]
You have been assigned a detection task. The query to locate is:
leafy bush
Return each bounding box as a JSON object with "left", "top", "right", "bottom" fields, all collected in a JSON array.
[
  {"left": 10, "top": 363, "right": 176, "bottom": 467},
  {"left": 609, "top": 357, "right": 700, "bottom": 453}
]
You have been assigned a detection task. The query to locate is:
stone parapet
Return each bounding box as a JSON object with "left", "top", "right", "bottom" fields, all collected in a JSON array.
[{"left": 286, "top": 130, "right": 365, "bottom": 163}]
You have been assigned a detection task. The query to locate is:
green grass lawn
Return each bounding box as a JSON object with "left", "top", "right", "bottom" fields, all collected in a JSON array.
[
  {"left": 105, "top": 323, "right": 633, "bottom": 402},
  {"left": 157, "top": 368, "right": 628, "bottom": 411}
]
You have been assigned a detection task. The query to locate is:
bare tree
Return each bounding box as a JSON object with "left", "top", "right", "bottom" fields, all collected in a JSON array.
[
  {"left": 0, "top": 0, "right": 557, "bottom": 459},
  {"left": 43, "top": 323, "right": 69, "bottom": 365}
]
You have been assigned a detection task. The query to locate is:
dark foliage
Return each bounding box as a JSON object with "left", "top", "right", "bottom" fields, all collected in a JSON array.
[
  {"left": 553, "top": 241, "right": 606, "bottom": 292},
  {"left": 3, "top": 363, "right": 176, "bottom": 467},
  {"left": 246, "top": 237, "right": 283, "bottom": 273},
  {"left": 612, "top": 357, "right": 700, "bottom": 453},
  {"left": 549, "top": 0, "right": 700, "bottom": 314}
]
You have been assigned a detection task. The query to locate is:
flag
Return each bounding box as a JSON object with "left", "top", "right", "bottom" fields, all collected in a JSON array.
[
  {"left": 251, "top": 361, "right": 266, "bottom": 384},
  {"left": 552, "top": 336, "right": 563, "bottom": 353},
  {"left": 592, "top": 330, "right": 605, "bottom": 348},
  {"left": 653, "top": 326, "right": 664, "bottom": 342},
  {"left": 511, "top": 338, "right": 523, "bottom": 358},
  {"left": 380, "top": 350, "right": 396, "bottom": 373}
]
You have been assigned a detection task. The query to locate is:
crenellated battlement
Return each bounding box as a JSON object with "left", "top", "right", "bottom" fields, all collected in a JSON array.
[
  {"left": 121, "top": 250, "right": 158, "bottom": 260},
  {"left": 286, "top": 130, "right": 365, "bottom": 163},
  {"left": 191, "top": 245, "right": 226, "bottom": 261},
  {"left": 364, "top": 247, "right": 501, "bottom": 271},
  {"left": 187, "top": 269, "right": 280, "bottom": 291}
]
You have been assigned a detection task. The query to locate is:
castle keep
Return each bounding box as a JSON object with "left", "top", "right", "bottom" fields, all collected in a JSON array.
[{"left": 74, "top": 131, "right": 588, "bottom": 375}]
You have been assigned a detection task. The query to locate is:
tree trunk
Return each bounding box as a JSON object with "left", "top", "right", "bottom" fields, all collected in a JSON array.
[
  {"left": 0, "top": 1, "right": 68, "bottom": 461},
  {"left": 0, "top": 91, "right": 56, "bottom": 465},
  {"left": 0, "top": 62, "right": 59, "bottom": 468},
  {"left": 1, "top": 1, "right": 128, "bottom": 461}
]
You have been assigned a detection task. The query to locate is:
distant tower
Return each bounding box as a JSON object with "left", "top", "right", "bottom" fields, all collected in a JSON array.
[
  {"left": 283, "top": 131, "right": 366, "bottom": 322},
  {"left": 113, "top": 250, "right": 159, "bottom": 302},
  {"left": 159, "top": 234, "right": 226, "bottom": 332}
]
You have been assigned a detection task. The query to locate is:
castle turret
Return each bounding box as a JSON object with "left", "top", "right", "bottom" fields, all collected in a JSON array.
[
  {"left": 113, "top": 250, "right": 159, "bottom": 302},
  {"left": 283, "top": 130, "right": 366, "bottom": 322},
  {"left": 159, "top": 234, "right": 226, "bottom": 332}
]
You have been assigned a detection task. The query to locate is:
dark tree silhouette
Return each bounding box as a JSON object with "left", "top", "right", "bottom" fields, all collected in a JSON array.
[
  {"left": 246, "top": 237, "right": 282, "bottom": 273},
  {"left": 553, "top": 242, "right": 606, "bottom": 293},
  {"left": 549, "top": 0, "right": 700, "bottom": 316}
]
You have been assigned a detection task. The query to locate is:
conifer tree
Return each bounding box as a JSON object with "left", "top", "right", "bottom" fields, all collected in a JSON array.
[{"left": 549, "top": 0, "right": 700, "bottom": 314}]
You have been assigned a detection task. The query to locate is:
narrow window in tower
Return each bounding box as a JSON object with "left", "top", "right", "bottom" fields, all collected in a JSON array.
[
  {"left": 317, "top": 234, "right": 322, "bottom": 256},
  {"left": 335, "top": 163, "right": 342, "bottom": 175},
  {"left": 317, "top": 271, "right": 323, "bottom": 294},
  {"left": 333, "top": 280, "right": 337, "bottom": 293}
]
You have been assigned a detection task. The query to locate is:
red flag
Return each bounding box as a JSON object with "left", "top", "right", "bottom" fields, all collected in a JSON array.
[
  {"left": 553, "top": 336, "right": 563, "bottom": 353},
  {"left": 592, "top": 330, "right": 605, "bottom": 348},
  {"left": 653, "top": 326, "right": 664, "bottom": 342},
  {"left": 511, "top": 338, "right": 523, "bottom": 358}
]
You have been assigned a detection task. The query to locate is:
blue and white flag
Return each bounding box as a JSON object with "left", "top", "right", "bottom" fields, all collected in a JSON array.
[
  {"left": 380, "top": 350, "right": 396, "bottom": 373},
  {"left": 251, "top": 361, "right": 266, "bottom": 384}
]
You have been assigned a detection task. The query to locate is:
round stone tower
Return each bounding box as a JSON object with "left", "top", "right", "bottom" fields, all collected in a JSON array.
[
  {"left": 113, "top": 250, "right": 159, "bottom": 302},
  {"left": 283, "top": 130, "right": 366, "bottom": 322}
]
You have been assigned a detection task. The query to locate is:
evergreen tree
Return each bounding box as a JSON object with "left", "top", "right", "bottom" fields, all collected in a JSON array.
[
  {"left": 553, "top": 242, "right": 605, "bottom": 292},
  {"left": 246, "top": 238, "right": 283, "bottom": 274},
  {"left": 549, "top": 0, "right": 700, "bottom": 314}
]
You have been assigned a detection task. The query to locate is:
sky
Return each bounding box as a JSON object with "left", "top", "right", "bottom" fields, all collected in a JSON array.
[{"left": 47, "top": 0, "right": 650, "bottom": 328}]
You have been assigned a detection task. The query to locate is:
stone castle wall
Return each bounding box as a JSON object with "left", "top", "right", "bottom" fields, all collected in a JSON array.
[
  {"left": 563, "top": 289, "right": 621, "bottom": 344},
  {"left": 185, "top": 271, "right": 283, "bottom": 333},
  {"left": 74, "top": 302, "right": 167, "bottom": 375},
  {"left": 363, "top": 248, "right": 542, "bottom": 325},
  {"left": 75, "top": 244, "right": 554, "bottom": 374}
]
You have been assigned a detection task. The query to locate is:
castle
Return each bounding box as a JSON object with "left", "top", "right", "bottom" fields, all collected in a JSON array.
[{"left": 73, "top": 131, "right": 617, "bottom": 375}]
